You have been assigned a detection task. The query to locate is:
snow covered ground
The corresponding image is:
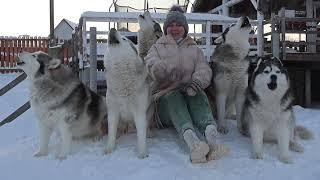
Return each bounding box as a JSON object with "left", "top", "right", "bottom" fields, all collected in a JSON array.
[{"left": 0, "top": 73, "right": 319, "bottom": 180}]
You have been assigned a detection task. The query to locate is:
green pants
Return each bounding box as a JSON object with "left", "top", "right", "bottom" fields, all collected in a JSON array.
[{"left": 157, "top": 90, "right": 216, "bottom": 136}]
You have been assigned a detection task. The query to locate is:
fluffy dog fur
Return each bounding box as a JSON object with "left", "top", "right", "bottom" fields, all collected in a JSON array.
[
  {"left": 137, "top": 11, "right": 163, "bottom": 59},
  {"left": 17, "top": 51, "right": 107, "bottom": 159},
  {"left": 104, "top": 28, "right": 152, "bottom": 158},
  {"left": 104, "top": 12, "right": 160, "bottom": 138},
  {"left": 210, "top": 16, "right": 252, "bottom": 134},
  {"left": 241, "top": 56, "right": 313, "bottom": 163}
]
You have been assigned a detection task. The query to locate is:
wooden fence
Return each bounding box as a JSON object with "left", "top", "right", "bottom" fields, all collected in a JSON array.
[{"left": 0, "top": 36, "right": 72, "bottom": 73}]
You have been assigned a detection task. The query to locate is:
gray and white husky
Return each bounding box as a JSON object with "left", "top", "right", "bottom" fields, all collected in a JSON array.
[
  {"left": 17, "top": 51, "right": 107, "bottom": 159},
  {"left": 137, "top": 11, "right": 162, "bottom": 59},
  {"left": 241, "top": 56, "right": 313, "bottom": 163},
  {"left": 104, "top": 28, "right": 152, "bottom": 158},
  {"left": 210, "top": 16, "right": 252, "bottom": 134}
]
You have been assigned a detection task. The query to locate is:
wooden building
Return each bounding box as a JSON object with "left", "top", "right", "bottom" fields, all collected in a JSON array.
[{"left": 192, "top": 0, "right": 320, "bottom": 107}]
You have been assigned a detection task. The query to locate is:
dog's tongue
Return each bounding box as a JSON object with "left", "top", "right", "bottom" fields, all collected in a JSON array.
[{"left": 267, "top": 82, "right": 277, "bottom": 90}]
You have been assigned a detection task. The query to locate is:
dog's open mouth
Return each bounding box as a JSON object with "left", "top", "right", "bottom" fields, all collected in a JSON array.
[
  {"left": 108, "top": 28, "right": 120, "bottom": 44},
  {"left": 267, "top": 82, "right": 277, "bottom": 90},
  {"left": 139, "top": 14, "right": 145, "bottom": 19},
  {"left": 16, "top": 56, "right": 25, "bottom": 66}
]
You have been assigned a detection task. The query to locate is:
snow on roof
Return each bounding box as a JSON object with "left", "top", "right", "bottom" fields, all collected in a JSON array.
[{"left": 63, "top": 19, "right": 78, "bottom": 30}]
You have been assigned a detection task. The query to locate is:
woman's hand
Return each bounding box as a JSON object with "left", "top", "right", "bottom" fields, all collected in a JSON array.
[{"left": 185, "top": 80, "right": 202, "bottom": 96}]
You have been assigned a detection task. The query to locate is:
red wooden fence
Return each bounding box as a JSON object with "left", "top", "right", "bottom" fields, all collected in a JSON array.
[
  {"left": 0, "top": 36, "right": 49, "bottom": 69},
  {"left": 0, "top": 36, "right": 72, "bottom": 73}
]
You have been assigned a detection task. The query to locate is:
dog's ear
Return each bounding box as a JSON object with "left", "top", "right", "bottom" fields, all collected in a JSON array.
[
  {"left": 48, "top": 58, "right": 62, "bottom": 70},
  {"left": 153, "top": 23, "right": 162, "bottom": 34},
  {"left": 271, "top": 56, "right": 283, "bottom": 67},
  {"left": 213, "top": 36, "right": 223, "bottom": 45}
]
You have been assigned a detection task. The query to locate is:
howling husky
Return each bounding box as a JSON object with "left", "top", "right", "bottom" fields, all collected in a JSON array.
[
  {"left": 104, "top": 28, "right": 152, "bottom": 158},
  {"left": 17, "top": 51, "right": 107, "bottom": 159},
  {"left": 137, "top": 11, "right": 163, "bottom": 59},
  {"left": 210, "top": 16, "right": 252, "bottom": 134},
  {"left": 241, "top": 56, "right": 313, "bottom": 163}
]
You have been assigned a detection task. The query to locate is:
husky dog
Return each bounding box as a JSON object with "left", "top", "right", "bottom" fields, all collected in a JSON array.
[
  {"left": 17, "top": 51, "right": 107, "bottom": 159},
  {"left": 241, "top": 56, "right": 313, "bottom": 163},
  {"left": 210, "top": 16, "right": 252, "bottom": 134},
  {"left": 104, "top": 28, "right": 151, "bottom": 158},
  {"left": 137, "top": 11, "right": 163, "bottom": 59}
]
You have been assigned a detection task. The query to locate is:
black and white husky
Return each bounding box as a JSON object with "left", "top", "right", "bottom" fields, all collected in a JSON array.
[
  {"left": 241, "top": 56, "right": 313, "bottom": 163},
  {"left": 104, "top": 28, "right": 152, "bottom": 158},
  {"left": 210, "top": 16, "right": 252, "bottom": 134},
  {"left": 17, "top": 51, "right": 107, "bottom": 159}
]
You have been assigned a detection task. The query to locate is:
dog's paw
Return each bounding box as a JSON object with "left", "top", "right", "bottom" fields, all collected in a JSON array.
[
  {"left": 146, "top": 129, "right": 153, "bottom": 138},
  {"left": 92, "top": 135, "right": 103, "bottom": 142},
  {"left": 55, "top": 155, "right": 67, "bottom": 161},
  {"left": 55, "top": 154, "right": 67, "bottom": 160},
  {"left": 279, "top": 156, "right": 293, "bottom": 164},
  {"left": 237, "top": 125, "right": 248, "bottom": 136},
  {"left": 104, "top": 146, "right": 115, "bottom": 154},
  {"left": 33, "top": 150, "right": 48, "bottom": 157},
  {"left": 251, "top": 152, "right": 263, "bottom": 160},
  {"left": 290, "top": 142, "right": 304, "bottom": 153},
  {"left": 138, "top": 153, "right": 149, "bottom": 159},
  {"left": 217, "top": 126, "right": 229, "bottom": 134},
  {"left": 206, "top": 144, "right": 230, "bottom": 161}
]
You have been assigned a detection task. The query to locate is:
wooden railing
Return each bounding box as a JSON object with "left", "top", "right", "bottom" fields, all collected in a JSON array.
[{"left": 269, "top": 17, "right": 320, "bottom": 60}]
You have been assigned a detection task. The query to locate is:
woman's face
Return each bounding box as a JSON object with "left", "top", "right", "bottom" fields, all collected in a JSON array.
[{"left": 166, "top": 22, "right": 185, "bottom": 40}]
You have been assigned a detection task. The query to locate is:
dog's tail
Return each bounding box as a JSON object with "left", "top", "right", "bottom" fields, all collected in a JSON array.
[{"left": 294, "top": 125, "right": 313, "bottom": 140}]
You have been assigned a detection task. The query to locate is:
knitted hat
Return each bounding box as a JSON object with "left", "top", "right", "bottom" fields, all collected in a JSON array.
[{"left": 163, "top": 5, "right": 189, "bottom": 36}]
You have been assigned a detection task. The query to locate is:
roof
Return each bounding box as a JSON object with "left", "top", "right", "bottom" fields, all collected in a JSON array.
[
  {"left": 63, "top": 19, "right": 77, "bottom": 30},
  {"left": 54, "top": 19, "right": 78, "bottom": 31}
]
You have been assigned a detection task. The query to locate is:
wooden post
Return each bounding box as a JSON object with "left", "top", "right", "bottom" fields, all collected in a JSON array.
[
  {"left": 222, "top": 0, "right": 230, "bottom": 31},
  {"left": 81, "top": 17, "right": 88, "bottom": 84},
  {"left": 89, "top": 27, "right": 97, "bottom": 92},
  {"left": 305, "top": 0, "right": 314, "bottom": 108},
  {"left": 306, "top": 0, "right": 316, "bottom": 53},
  {"left": 305, "top": 70, "right": 311, "bottom": 107},
  {"left": 257, "top": 12, "right": 264, "bottom": 57},
  {"left": 280, "top": 8, "right": 286, "bottom": 60},
  {"left": 49, "top": 0, "right": 55, "bottom": 46},
  {"left": 205, "top": 21, "right": 211, "bottom": 62},
  {"left": 71, "top": 27, "right": 80, "bottom": 74},
  {"left": 271, "top": 13, "right": 280, "bottom": 58}
]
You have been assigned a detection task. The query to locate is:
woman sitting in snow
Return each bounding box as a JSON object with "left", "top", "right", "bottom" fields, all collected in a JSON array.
[{"left": 145, "top": 5, "right": 229, "bottom": 163}]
